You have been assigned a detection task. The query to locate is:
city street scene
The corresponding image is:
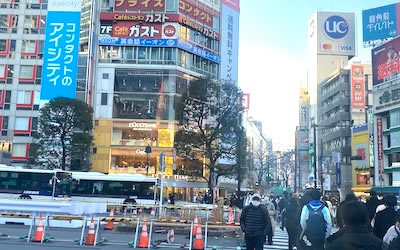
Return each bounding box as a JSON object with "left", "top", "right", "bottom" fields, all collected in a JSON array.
[{"left": 1, "top": 0, "right": 400, "bottom": 249}]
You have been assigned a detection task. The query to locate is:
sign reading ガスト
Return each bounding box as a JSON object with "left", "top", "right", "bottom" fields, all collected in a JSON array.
[
  {"left": 40, "top": 0, "right": 82, "bottom": 100},
  {"left": 372, "top": 36, "right": 400, "bottom": 86}
]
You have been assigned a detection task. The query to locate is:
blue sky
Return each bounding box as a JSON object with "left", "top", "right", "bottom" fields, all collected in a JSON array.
[{"left": 238, "top": 0, "right": 400, "bottom": 150}]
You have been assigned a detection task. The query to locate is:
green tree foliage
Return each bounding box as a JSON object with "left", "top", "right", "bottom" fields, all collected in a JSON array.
[
  {"left": 175, "top": 78, "right": 242, "bottom": 191},
  {"left": 28, "top": 98, "right": 93, "bottom": 170}
]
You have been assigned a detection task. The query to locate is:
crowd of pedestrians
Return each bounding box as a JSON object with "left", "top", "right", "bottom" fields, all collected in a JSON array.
[{"left": 240, "top": 189, "right": 400, "bottom": 250}]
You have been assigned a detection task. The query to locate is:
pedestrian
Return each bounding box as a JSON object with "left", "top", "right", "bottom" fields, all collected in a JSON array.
[
  {"left": 299, "top": 189, "right": 332, "bottom": 250},
  {"left": 240, "top": 193, "right": 272, "bottom": 250},
  {"left": 336, "top": 193, "right": 357, "bottom": 229},
  {"left": 373, "top": 195, "right": 399, "bottom": 240},
  {"left": 285, "top": 196, "right": 300, "bottom": 250},
  {"left": 326, "top": 200, "right": 384, "bottom": 250},
  {"left": 367, "top": 191, "right": 383, "bottom": 221},
  {"left": 383, "top": 213, "right": 400, "bottom": 245},
  {"left": 278, "top": 191, "right": 289, "bottom": 230},
  {"left": 265, "top": 197, "right": 277, "bottom": 245}
]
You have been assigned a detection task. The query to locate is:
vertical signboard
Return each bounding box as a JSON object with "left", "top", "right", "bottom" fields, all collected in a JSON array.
[
  {"left": 351, "top": 64, "right": 366, "bottom": 109},
  {"left": 332, "top": 151, "right": 341, "bottom": 187},
  {"left": 362, "top": 4, "right": 399, "bottom": 44},
  {"left": 220, "top": 0, "right": 239, "bottom": 85},
  {"left": 377, "top": 118, "right": 384, "bottom": 176},
  {"left": 352, "top": 125, "right": 371, "bottom": 189},
  {"left": 40, "top": 0, "right": 82, "bottom": 100}
]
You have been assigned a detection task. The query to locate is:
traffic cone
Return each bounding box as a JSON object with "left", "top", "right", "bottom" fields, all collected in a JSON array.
[
  {"left": 193, "top": 215, "right": 199, "bottom": 235},
  {"left": 85, "top": 218, "right": 96, "bottom": 245},
  {"left": 193, "top": 224, "right": 204, "bottom": 250},
  {"left": 138, "top": 220, "right": 149, "bottom": 248},
  {"left": 227, "top": 209, "right": 234, "bottom": 226},
  {"left": 32, "top": 216, "right": 44, "bottom": 242},
  {"left": 105, "top": 209, "right": 114, "bottom": 230}
]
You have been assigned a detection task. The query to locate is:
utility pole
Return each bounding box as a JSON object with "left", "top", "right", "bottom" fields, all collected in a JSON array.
[{"left": 313, "top": 124, "right": 317, "bottom": 189}]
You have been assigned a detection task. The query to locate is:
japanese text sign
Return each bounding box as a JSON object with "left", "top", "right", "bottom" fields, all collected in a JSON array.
[
  {"left": 40, "top": 0, "right": 82, "bottom": 100},
  {"left": 179, "top": 0, "right": 214, "bottom": 26},
  {"left": 362, "top": 4, "right": 400, "bottom": 44},
  {"left": 351, "top": 64, "right": 366, "bottom": 109},
  {"left": 112, "top": 22, "right": 178, "bottom": 39},
  {"left": 377, "top": 118, "right": 384, "bottom": 175},
  {"left": 372, "top": 36, "right": 400, "bottom": 86},
  {"left": 115, "top": 0, "right": 165, "bottom": 11},
  {"left": 98, "top": 37, "right": 177, "bottom": 47}
]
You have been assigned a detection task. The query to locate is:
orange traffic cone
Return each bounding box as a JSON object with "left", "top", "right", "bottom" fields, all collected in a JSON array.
[
  {"left": 138, "top": 220, "right": 149, "bottom": 248},
  {"left": 105, "top": 208, "right": 114, "bottom": 230},
  {"left": 193, "top": 215, "right": 199, "bottom": 235},
  {"left": 193, "top": 224, "right": 204, "bottom": 250},
  {"left": 227, "top": 209, "right": 234, "bottom": 226},
  {"left": 85, "top": 218, "right": 96, "bottom": 245},
  {"left": 32, "top": 215, "right": 44, "bottom": 242}
]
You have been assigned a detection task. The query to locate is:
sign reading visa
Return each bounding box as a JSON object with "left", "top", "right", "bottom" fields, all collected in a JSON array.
[
  {"left": 372, "top": 36, "right": 400, "bottom": 86},
  {"left": 40, "top": 0, "right": 82, "bottom": 100},
  {"left": 362, "top": 4, "right": 399, "bottom": 44},
  {"left": 351, "top": 64, "right": 366, "bottom": 109}
]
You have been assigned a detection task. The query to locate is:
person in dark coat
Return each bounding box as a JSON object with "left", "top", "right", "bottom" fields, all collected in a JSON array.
[
  {"left": 326, "top": 201, "right": 384, "bottom": 250},
  {"left": 389, "top": 236, "right": 400, "bottom": 250},
  {"left": 366, "top": 191, "right": 382, "bottom": 221},
  {"left": 336, "top": 193, "right": 357, "bottom": 229},
  {"left": 373, "top": 195, "right": 399, "bottom": 239},
  {"left": 285, "top": 196, "right": 300, "bottom": 250},
  {"left": 240, "top": 193, "right": 272, "bottom": 250}
]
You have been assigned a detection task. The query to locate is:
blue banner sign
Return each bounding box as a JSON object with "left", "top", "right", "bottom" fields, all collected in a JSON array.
[
  {"left": 40, "top": 0, "right": 82, "bottom": 100},
  {"left": 362, "top": 4, "right": 399, "bottom": 43},
  {"left": 98, "top": 37, "right": 178, "bottom": 47},
  {"left": 177, "top": 41, "right": 220, "bottom": 64}
]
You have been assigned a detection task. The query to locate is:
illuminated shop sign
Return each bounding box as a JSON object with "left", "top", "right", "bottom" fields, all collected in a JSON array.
[
  {"left": 128, "top": 122, "right": 157, "bottom": 131},
  {"left": 115, "top": 0, "right": 165, "bottom": 12},
  {"left": 98, "top": 37, "right": 177, "bottom": 47}
]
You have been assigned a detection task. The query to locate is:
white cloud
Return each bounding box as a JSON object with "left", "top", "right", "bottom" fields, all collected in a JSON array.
[{"left": 239, "top": 42, "right": 305, "bottom": 151}]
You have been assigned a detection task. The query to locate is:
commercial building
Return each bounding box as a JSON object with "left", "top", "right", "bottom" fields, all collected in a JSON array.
[
  {"left": 0, "top": 0, "right": 95, "bottom": 166},
  {"left": 91, "top": 0, "right": 240, "bottom": 200}
]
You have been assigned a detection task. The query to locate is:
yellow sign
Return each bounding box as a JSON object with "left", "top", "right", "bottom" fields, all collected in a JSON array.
[
  {"left": 352, "top": 125, "right": 371, "bottom": 192},
  {"left": 158, "top": 129, "right": 174, "bottom": 148}
]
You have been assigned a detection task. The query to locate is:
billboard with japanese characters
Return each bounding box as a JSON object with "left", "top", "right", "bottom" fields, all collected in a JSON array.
[
  {"left": 179, "top": 0, "right": 217, "bottom": 27},
  {"left": 352, "top": 125, "right": 371, "bottom": 187},
  {"left": 115, "top": 0, "right": 165, "bottom": 12},
  {"left": 372, "top": 36, "right": 400, "bottom": 86},
  {"left": 112, "top": 22, "right": 178, "bottom": 39},
  {"left": 220, "top": 0, "right": 239, "bottom": 85},
  {"left": 362, "top": 4, "right": 399, "bottom": 44},
  {"left": 40, "top": 0, "right": 82, "bottom": 100},
  {"left": 316, "top": 12, "right": 355, "bottom": 56},
  {"left": 351, "top": 64, "right": 366, "bottom": 109}
]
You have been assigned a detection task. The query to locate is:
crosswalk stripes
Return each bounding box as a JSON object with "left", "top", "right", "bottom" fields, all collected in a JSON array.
[{"left": 264, "top": 227, "right": 289, "bottom": 250}]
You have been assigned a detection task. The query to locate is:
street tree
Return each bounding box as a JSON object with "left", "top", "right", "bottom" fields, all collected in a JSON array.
[
  {"left": 175, "top": 78, "right": 242, "bottom": 196},
  {"left": 28, "top": 98, "right": 93, "bottom": 170},
  {"left": 279, "top": 150, "right": 295, "bottom": 187}
]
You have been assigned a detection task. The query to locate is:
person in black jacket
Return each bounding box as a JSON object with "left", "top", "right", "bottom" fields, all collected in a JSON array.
[
  {"left": 373, "top": 195, "right": 399, "bottom": 239},
  {"left": 326, "top": 201, "right": 384, "bottom": 250},
  {"left": 389, "top": 236, "right": 400, "bottom": 250},
  {"left": 285, "top": 196, "right": 300, "bottom": 250},
  {"left": 336, "top": 193, "right": 357, "bottom": 229},
  {"left": 240, "top": 193, "right": 272, "bottom": 250},
  {"left": 366, "top": 191, "right": 382, "bottom": 221}
]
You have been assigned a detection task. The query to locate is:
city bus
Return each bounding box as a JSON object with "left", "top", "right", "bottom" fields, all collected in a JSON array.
[{"left": 0, "top": 165, "right": 159, "bottom": 204}]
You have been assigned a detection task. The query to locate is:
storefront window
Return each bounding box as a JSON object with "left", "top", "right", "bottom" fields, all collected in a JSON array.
[{"left": 390, "top": 109, "right": 400, "bottom": 127}]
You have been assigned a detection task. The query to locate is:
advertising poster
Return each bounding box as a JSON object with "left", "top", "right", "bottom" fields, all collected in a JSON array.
[
  {"left": 351, "top": 64, "right": 366, "bottom": 109},
  {"left": 40, "top": 0, "right": 82, "bottom": 100},
  {"left": 352, "top": 125, "right": 371, "bottom": 188},
  {"left": 372, "top": 36, "right": 400, "bottom": 86},
  {"left": 316, "top": 12, "right": 355, "bottom": 56},
  {"left": 362, "top": 3, "right": 399, "bottom": 44},
  {"left": 158, "top": 129, "right": 174, "bottom": 148},
  {"left": 220, "top": 0, "right": 239, "bottom": 85}
]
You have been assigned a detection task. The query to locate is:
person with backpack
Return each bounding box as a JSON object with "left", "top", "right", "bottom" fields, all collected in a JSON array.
[
  {"left": 383, "top": 213, "right": 400, "bottom": 245},
  {"left": 240, "top": 193, "right": 272, "bottom": 250},
  {"left": 299, "top": 189, "right": 332, "bottom": 250},
  {"left": 326, "top": 201, "right": 384, "bottom": 250},
  {"left": 373, "top": 195, "right": 399, "bottom": 239}
]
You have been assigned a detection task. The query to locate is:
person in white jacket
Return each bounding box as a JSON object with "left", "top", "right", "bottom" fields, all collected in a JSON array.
[{"left": 383, "top": 214, "right": 400, "bottom": 245}]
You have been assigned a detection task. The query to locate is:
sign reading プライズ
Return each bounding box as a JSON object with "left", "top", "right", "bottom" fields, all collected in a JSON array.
[{"left": 40, "top": 0, "right": 82, "bottom": 100}]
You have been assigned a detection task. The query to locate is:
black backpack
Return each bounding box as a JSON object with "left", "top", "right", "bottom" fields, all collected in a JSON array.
[{"left": 305, "top": 204, "right": 327, "bottom": 242}]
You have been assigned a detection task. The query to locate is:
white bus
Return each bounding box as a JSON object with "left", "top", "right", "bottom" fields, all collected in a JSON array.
[{"left": 0, "top": 165, "right": 159, "bottom": 205}]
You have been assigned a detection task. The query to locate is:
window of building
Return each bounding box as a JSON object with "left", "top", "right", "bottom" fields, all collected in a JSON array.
[
  {"left": 0, "top": 64, "right": 4, "bottom": 79},
  {"left": 17, "top": 91, "right": 32, "bottom": 105},
  {"left": 23, "top": 15, "right": 39, "bottom": 33},
  {"left": 22, "top": 40, "right": 37, "bottom": 54},
  {"left": 391, "top": 131, "right": 400, "bottom": 148},
  {"left": 12, "top": 144, "right": 27, "bottom": 158},
  {"left": 15, "top": 117, "right": 29, "bottom": 131},
  {"left": 212, "top": 16, "right": 219, "bottom": 31},
  {"left": 102, "top": 73, "right": 109, "bottom": 79},
  {"left": 4, "top": 90, "right": 10, "bottom": 103},
  {"left": 390, "top": 110, "right": 400, "bottom": 128},
  {"left": 101, "top": 93, "right": 107, "bottom": 105},
  {"left": 166, "top": 0, "right": 178, "bottom": 11},
  {"left": 19, "top": 65, "right": 34, "bottom": 79},
  {"left": 2, "top": 116, "right": 8, "bottom": 135},
  {"left": 31, "top": 117, "right": 38, "bottom": 131}
]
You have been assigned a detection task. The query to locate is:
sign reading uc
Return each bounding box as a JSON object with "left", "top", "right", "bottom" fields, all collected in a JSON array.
[{"left": 324, "top": 15, "right": 349, "bottom": 39}]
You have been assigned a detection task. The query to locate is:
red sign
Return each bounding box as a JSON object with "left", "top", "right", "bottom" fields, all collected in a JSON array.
[
  {"left": 163, "top": 24, "right": 176, "bottom": 37},
  {"left": 113, "top": 22, "right": 163, "bottom": 38},
  {"left": 223, "top": 0, "right": 240, "bottom": 12},
  {"left": 372, "top": 36, "right": 400, "bottom": 86},
  {"left": 351, "top": 64, "right": 366, "bottom": 109},
  {"left": 179, "top": 0, "right": 214, "bottom": 26},
  {"left": 100, "top": 12, "right": 180, "bottom": 23},
  {"left": 377, "top": 118, "right": 384, "bottom": 175},
  {"left": 115, "top": 0, "right": 165, "bottom": 11}
]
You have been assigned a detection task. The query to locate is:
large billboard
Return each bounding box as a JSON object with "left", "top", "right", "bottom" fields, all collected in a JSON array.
[
  {"left": 179, "top": 0, "right": 217, "bottom": 26},
  {"left": 220, "top": 0, "right": 239, "bottom": 85},
  {"left": 316, "top": 12, "right": 355, "bottom": 56},
  {"left": 352, "top": 125, "right": 371, "bottom": 188},
  {"left": 115, "top": 0, "right": 165, "bottom": 11},
  {"left": 351, "top": 64, "right": 366, "bottom": 109},
  {"left": 372, "top": 36, "right": 400, "bottom": 86},
  {"left": 362, "top": 4, "right": 399, "bottom": 44},
  {"left": 299, "top": 87, "right": 310, "bottom": 129},
  {"left": 40, "top": 0, "right": 82, "bottom": 101}
]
